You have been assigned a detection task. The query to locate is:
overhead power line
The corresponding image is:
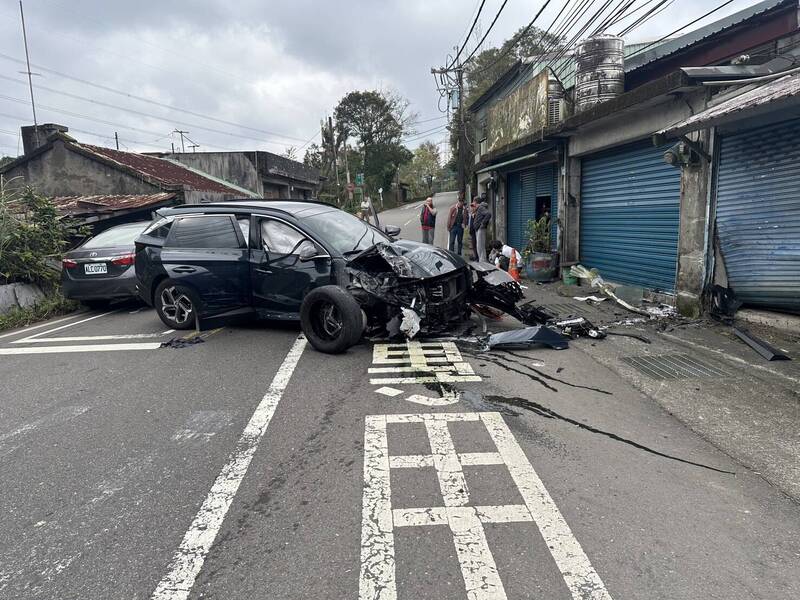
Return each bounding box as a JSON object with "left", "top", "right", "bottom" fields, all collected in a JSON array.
[
  {"left": 448, "top": 0, "right": 487, "bottom": 68},
  {"left": 462, "top": 0, "right": 513, "bottom": 65},
  {"left": 0, "top": 51, "right": 311, "bottom": 143}
]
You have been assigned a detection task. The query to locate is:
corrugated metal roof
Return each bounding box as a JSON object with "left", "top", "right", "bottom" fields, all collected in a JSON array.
[
  {"left": 625, "top": 0, "right": 793, "bottom": 73},
  {"left": 51, "top": 193, "right": 177, "bottom": 216},
  {"left": 658, "top": 72, "right": 800, "bottom": 136},
  {"left": 76, "top": 144, "right": 242, "bottom": 194}
]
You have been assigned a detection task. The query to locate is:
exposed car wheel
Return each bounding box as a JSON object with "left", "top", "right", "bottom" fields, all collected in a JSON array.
[
  {"left": 300, "top": 285, "right": 363, "bottom": 354},
  {"left": 154, "top": 280, "right": 197, "bottom": 330}
]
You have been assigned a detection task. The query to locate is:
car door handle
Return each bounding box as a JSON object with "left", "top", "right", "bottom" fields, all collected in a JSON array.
[
  {"left": 255, "top": 267, "right": 273, "bottom": 275},
  {"left": 173, "top": 266, "right": 197, "bottom": 273}
]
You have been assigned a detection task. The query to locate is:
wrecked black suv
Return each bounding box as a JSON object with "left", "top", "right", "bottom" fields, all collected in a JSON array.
[{"left": 134, "top": 200, "right": 535, "bottom": 353}]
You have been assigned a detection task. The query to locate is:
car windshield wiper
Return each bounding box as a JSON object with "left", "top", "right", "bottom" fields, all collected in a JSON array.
[
  {"left": 346, "top": 227, "right": 370, "bottom": 255},
  {"left": 343, "top": 241, "right": 377, "bottom": 260}
]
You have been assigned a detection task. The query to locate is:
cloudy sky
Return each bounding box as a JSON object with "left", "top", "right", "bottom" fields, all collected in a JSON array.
[{"left": 0, "top": 0, "right": 759, "bottom": 159}]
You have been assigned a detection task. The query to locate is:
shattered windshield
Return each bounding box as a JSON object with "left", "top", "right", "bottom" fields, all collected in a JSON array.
[{"left": 304, "top": 209, "right": 389, "bottom": 256}]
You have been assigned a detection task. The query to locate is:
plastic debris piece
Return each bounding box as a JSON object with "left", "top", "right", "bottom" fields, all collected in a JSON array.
[
  {"left": 487, "top": 326, "right": 569, "bottom": 350},
  {"left": 160, "top": 337, "right": 205, "bottom": 349},
  {"left": 399, "top": 308, "right": 421, "bottom": 339},
  {"left": 573, "top": 296, "right": 606, "bottom": 303},
  {"left": 733, "top": 327, "right": 791, "bottom": 361},
  {"left": 569, "top": 264, "right": 650, "bottom": 316}
]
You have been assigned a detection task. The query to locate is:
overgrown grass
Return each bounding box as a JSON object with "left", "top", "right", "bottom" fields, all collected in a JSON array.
[{"left": 0, "top": 294, "right": 80, "bottom": 332}]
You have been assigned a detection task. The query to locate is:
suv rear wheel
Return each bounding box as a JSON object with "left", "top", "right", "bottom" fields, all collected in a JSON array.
[
  {"left": 300, "top": 286, "right": 363, "bottom": 353},
  {"left": 155, "top": 279, "right": 197, "bottom": 330}
]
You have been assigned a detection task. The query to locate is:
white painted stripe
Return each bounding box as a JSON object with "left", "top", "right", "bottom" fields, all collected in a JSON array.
[
  {"left": 426, "top": 419, "right": 470, "bottom": 506},
  {"left": 150, "top": 335, "right": 306, "bottom": 600},
  {"left": 389, "top": 454, "right": 434, "bottom": 469},
  {"left": 17, "top": 332, "right": 172, "bottom": 343},
  {"left": 369, "top": 375, "right": 481, "bottom": 385},
  {"left": 459, "top": 452, "right": 504, "bottom": 466},
  {"left": 385, "top": 412, "right": 481, "bottom": 424},
  {"left": 374, "top": 386, "right": 404, "bottom": 397},
  {"left": 474, "top": 504, "right": 533, "bottom": 524},
  {"left": 0, "top": 312, "right": 84, "bottom": 340},
  {"left": 359, "top": 414, "right": 397, "bottom": 600},
  {"left": 0, "top": 343, "right": 162, "bottom": 355},
  {"left": 11, "top": 310, "right": 116, "bottom": 343},
  {"left": 448, "top": 506, "right": 507, "bottom": 599},
  {"left": 393, "top": 506, "right": 448, "bottom": 527},
  {"left": 480, "top": 412, "right": 613, "bottom": 600}
]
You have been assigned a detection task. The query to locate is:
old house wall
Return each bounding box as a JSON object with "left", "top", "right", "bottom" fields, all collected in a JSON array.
[
  {"left": 165, "top": 152, "right": 263, "bottom": 196},
  {"left": 3, "top": 141, "right": 159, "bottom": 197}
]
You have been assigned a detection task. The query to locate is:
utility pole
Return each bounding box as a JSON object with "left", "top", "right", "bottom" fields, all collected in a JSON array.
[
  {"left": 114, "top": 132, "right": 119, "bottom": 150},
  {"left": 18, "top": 1, "right": 37, "bottom": 139},
  {"left": 171, "top": 142, "right": 175, "bottom": 153},
  {"left": 173, "top": 129, "right": 189, "bottom": 153},
  {"left": 329, "top": 116, "right": 341, "bottom": 202},
  {"left": 189, "top": 144, "right": 200, "bottom": 152},
  {"left": 430, "top": 62, "right": 466, "bottom": 201}
]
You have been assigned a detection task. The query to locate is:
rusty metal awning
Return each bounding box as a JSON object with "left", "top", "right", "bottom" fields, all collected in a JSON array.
[{"left": 656, "top": 73, "right": 800, "bottom": 139}]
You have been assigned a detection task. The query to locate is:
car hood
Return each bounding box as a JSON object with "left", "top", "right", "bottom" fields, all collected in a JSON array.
[{"left": 349, "top": 240, "right": 467, "bottom": 279}]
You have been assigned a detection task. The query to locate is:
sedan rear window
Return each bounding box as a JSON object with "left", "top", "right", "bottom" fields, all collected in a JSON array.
[{"left": 82, "top": 222, "right": 149, "bottom": 248}]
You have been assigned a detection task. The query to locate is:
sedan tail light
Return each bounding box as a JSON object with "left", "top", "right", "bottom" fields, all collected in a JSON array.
[
  {"left": 62, "top": 258, "right": 78, "bottom": 268},
  {"left": 111, "top": 253, "right": 135, "bottom": 266}
]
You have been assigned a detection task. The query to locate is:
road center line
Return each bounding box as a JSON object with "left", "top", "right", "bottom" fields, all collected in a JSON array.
[
  {"left": 0, "top": 343, "right": 163, "bottom": 355},
  {"left": 150, "top": 334, "right": 307, "bottom": 600},
  {"left": 0, "top": 312, "right": 84, "bottom": 340},
  {"left": 15, "top": 332, "right": 174, "bottom": 343},
  {"left": 11, "top": 310, "right": 117, "bottom": 343}
]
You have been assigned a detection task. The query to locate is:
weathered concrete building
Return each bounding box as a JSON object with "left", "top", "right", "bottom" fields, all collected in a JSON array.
[
  {"left": 0, "top": 125, "right": 256, "bottom": 230},
  {"left": 149, "top": 150, "right": 321, "bottom": 199},
  {"left": 470, "top": 0, "right": 800, "bottom": 316}
]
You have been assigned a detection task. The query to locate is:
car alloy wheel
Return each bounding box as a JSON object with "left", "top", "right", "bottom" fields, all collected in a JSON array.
[
  {"left": 160, "top": 286, "right": 194, "bottom": 326},
  {"left": 316, "top": 302, "right": 343, "bottom": 340}
]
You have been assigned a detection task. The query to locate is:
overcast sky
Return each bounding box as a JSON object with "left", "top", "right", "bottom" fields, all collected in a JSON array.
[{"left": 0, "top": 0, "right": 759, "bottom": 159}]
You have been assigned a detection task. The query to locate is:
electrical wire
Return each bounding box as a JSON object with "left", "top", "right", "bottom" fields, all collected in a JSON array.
[
  {"left": 448, "top": 0, "right": 488, "bottom": 68},
  {"left": 0, "top": 52, "right": 311, "bottom": 143},
  {"left": 462, "top": 0, "right": 513, "bottom": 65}
]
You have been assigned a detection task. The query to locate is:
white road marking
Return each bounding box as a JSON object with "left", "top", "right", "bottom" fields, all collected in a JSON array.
[
  {"left": 359, "top": 412, "right": 613, "bottom": 600},
  {"left": 0, "top": 343, "right": 162, "bottom": 355},
  {"left": 375, "top": 386, "right": 404, "bottom": 397},
  {"left": 370, "top": 341, "right": 480, "bottom": 385},
  {"left": 11, "top": 310, "right": 116, "bottom": 343},
  {"left": 15, "top": 331, "right": 173, "bottom": 343},
  {"left": 171, "top": 411, "right": 235, "bottom": 444},
  {"left": 151, "top": 335, "right": 307, "bottom": 600},
  {"left": 481, "top": 412, "right": 613, "bottom": 600},
  {"left": 403, "top": 217, "right": 415, "bottom": 226},
  {"left": 0, "top": 313, "right": 84, "bottom": 340},
  {"left": 405, "top": 393, "right": 460, "bottom": 406}
]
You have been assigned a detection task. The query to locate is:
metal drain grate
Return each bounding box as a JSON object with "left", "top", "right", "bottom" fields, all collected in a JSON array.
[
  {"left": 542, "top": 303, "right": 592, "bottom": 317},
  {"left": 620, "top": 353, "right": 729, "bottom": 380}
]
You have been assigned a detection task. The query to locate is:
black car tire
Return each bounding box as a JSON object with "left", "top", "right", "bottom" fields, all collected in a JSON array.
[
  {"left": 300, "top": 285, "right": 363, "bottom": 354},
  {"left": 154, "top": 279, "right": 198, "bottom": 330}
]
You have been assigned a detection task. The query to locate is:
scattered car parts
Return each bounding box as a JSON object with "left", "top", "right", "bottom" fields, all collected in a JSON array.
[
  {"left": 733, "top": 326, "right": 791, "bottom": 361},
  {"left": 487, "top": 326, "right": 569, "bottom": 350}
]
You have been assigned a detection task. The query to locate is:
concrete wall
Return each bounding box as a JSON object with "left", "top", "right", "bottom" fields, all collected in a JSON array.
[
  {"left": 163, "top": 152, "right": 263, "bottom": 196},
  {"left": 3, "top": 140, "right": 159, "bottom": 197}
]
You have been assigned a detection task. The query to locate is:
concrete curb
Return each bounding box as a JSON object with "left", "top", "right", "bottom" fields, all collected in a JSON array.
[{"left": 736, "top": 309, "right": 800, "bottom": 335}]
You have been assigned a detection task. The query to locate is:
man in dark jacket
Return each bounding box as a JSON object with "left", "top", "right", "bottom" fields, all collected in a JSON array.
[
  {"left": 467, "top": 198, "right": 479, "bottom": 261},
  {"left": 446, "top": 194, "right": 468, "bottom": 255}
]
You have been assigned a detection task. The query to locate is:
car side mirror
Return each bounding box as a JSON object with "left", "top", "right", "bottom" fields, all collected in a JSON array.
[
  {"left": 298, "top": 240, "right": 322, "bottom": 261},
  {"left": 384, "top": 225, "right": 401, "bottom": 238}
]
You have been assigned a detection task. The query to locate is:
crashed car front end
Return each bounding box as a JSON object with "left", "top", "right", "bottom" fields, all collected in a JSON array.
[{"left": 345, "top": 241, "right": 535, "bottom": 338}]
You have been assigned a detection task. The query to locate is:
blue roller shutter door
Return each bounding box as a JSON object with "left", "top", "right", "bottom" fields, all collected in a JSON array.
[
  {"left": 716, "top": 118, "right": 800, "bottom": 312},
  {"left": 506, "top": 163, "right": 558, "bottom": 252},
  {"left": 580, "top": 141, "right": 680, "bottom": 291}
]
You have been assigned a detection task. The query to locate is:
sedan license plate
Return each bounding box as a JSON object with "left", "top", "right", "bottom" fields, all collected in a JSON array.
[{"left": 84, "top": 263, "right": 107, "bottom": 275}]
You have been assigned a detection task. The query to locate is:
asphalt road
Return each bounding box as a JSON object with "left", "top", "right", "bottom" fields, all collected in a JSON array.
[{"left": 1, "top": 206, "right": 799, "bottom": 599}]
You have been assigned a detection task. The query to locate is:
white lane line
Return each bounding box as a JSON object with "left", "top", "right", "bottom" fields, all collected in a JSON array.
[
  {"left": 426, "top": 419, "right": 470, "bottom": 506},
  {"left": 403, "top": 217, "right": 415, "bottom": 226},
  {"left": 0, "top": 312, "right": 84, "bottom": 340},
  {"left": 481, "top": 412, "right": 613, "bottom": 600},
  {"left": 150, "top": 334, "right": 307, "bottom": 600},
  {"left": 447, "top": 506, "right": 506, "bottom": 599},
  {"left": 0, "top": 343, "right": 162, "bottom": 355},
  {"left": 359, "top": 414, "right": 396, "bottom": 600},
  {"left": 16, "top": 332, "right": 173, "bottom": 343},
  {"left": 11, "top": 310, "right": 116, "bottom": 343}
]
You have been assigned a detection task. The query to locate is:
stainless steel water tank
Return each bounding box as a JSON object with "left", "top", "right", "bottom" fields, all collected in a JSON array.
[{"left": 574, "top": 35, "right": 624, "bottom": 112}]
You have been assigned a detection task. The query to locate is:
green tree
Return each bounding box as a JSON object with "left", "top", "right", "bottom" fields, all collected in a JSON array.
[{"left": 399, "top": 141, "right": 444, "bottom": 197}]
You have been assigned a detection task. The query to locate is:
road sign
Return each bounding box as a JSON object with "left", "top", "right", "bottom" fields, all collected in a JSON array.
[
  {"left": 346, "top": 182, "right": 355, "bottom": 193},
  {"left": 355, "top": 173, "right": 364, "bottom": 186}
]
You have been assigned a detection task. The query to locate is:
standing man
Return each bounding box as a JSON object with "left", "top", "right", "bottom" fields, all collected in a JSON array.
[
  {"left": 447, "top": 194, "right": 468, "bottom": 255},
  {"left": 467, "top": 198, "right": 478, "bottom": 261},
  {"left": 360, "top": 195, "right": 372, "bottom": 223},
  {"left": 420, "top": 196, "right": 437, "bottom": 245},
  {"left": 474, "top": 197, "right": 492, "bottom": 262}
]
